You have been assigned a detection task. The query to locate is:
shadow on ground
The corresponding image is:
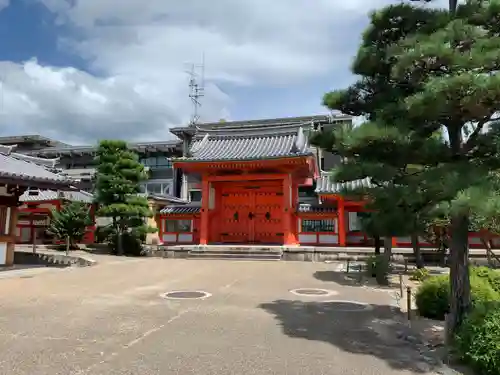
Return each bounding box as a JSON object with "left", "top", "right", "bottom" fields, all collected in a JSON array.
[
  {"left": 259, "top": 299, "right": 441, "bottom": 373},
  {"left": 312, "top": 270, "right": 400, "bottom": 290}
]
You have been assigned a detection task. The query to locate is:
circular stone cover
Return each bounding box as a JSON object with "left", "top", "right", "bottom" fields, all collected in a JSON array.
[
  {"left": 160, "top": 291, "right": 211, "bottom": 300},
  {"left": 325, "top": 300, "right": 373, "bottom": 312},
  {"left": 290, "top": 288, "right": 338, "bottom": 297}
]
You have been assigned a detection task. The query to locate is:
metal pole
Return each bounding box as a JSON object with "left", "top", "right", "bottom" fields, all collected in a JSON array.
[
  {"left": 32, "top": 229, "right": 37, "bottom": 254},
  {"left": 399, "top": 274, "right": 403, "bottom": 298},
  {"left": 406, "top": 286, "right": 412, "bottom": 321},
  {"left": 346, "top": 259, "right": 350, "bottom": 273}
]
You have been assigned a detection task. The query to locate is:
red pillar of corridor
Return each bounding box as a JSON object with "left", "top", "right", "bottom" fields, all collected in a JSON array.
[
  {"left": 283, "top": 174, "right": 297, "bottom": 246},
  {"left": 337, "top": 196, "right": 346, "bottom": 246},
  {"left": 199, "top": 175, "right": 209, "bottom": 245}
]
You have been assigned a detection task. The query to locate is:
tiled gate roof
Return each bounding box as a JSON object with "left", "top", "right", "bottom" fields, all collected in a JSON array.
[
  {"left": 315, "top": 172, "right": 373, "bottom": 194},
  {"left": 176, "top": 122, "right": 313, "bottom": 162}
]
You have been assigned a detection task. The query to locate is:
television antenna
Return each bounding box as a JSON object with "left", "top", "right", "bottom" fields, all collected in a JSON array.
[{"left": 186, "top": 53, "right": 205, "bottom": 126}]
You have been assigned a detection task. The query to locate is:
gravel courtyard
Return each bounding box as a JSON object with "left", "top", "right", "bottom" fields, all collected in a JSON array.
[{"left": 0, "top": 258, "right": 441, "bottom": 375}]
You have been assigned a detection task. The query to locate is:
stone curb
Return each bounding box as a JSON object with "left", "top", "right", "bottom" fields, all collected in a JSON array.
[{"left": 15, "top": 250, "right": 98, "bottom": 268}]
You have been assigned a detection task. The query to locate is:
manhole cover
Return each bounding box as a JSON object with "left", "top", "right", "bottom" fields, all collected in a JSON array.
[
  {"left": 290, "top": 288, "right": 338, "bottom": 297},
  {"left": 160, "top": 291, "right": 211, "bottom": 300},
  {"left": 324, "top": 300, "right": 373, "bottom": 312}
]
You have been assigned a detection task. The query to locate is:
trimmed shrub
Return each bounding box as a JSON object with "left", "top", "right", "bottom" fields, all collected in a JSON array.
[
  {"left": 472, "top": 267, "right": 500, "bottom": 293},
  {"left": 415, "top": 274, "right": 500, "bottom": 320},
  {"left": 365, "top": 255, "right": 391, "bottom": 285},
  {"left": 455, "top": 302, "right": 500, "bottom": 375},
  {"left": 415, "top": 275, "right": 450, "bottom": 320},
  {"left": 410, "top": 268, "right": 430, "bottom": 282}
]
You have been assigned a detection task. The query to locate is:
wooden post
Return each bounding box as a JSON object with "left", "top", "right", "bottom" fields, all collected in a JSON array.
[
  {"left": 199, "top": 177, "right": 209, "bottom": 245},
  {"left": 406, "top": 286, "right": 412, "bottom": 321},
  {"left": 338, "top": 197, "right": 346, "bottom": 246}
]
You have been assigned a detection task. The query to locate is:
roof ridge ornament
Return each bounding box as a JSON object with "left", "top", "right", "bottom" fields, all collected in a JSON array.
[
  {"left": 291, "top": 127, "right": 306, "bottom": 153},
  {"left": 189, "top": 133, "right": 209, "bottom": 156},
  {"left": 0, "top": 144, "right": 15, "bottom": 155}
]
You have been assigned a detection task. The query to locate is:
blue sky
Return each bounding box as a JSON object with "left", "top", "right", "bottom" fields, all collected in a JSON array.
[{"left": 0, "top": 0, "right": 447, "bottom": 144}]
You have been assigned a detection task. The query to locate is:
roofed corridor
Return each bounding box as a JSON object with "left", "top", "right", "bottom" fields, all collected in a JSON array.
[{"left": 0, "top": 258, "right": 440, "bottom": 375}]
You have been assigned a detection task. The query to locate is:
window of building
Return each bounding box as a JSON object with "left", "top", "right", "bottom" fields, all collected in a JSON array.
[
  {"left": 165, "top": 219, "right": 192, "bottom": 233},
  {"left": 0, "top": 206, "right": 10, "bottom": 235},
  {"left": 348, "top": 212, "right": 362, "bottom": 231},
  {"left": 140, "top": 156, "right": 172, "bottom": 168},
  {"left": 300, "top": 219, "right": 335, "bottom": 233},
  {"left": 189, "top": 190, "right": 202, "bottom": 202},
  {"left": 141, "top": 180, "right": 173, "bottom": 195}
]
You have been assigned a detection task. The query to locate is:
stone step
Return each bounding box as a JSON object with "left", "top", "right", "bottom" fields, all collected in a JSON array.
[{"left": 187, "top": 251, "right": 281, "bottom": 261}]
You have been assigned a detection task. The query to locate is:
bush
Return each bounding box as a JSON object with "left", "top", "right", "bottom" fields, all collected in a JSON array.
[
  {"left": 472, "top": 267, "right": 500, "bottom": 293},
  {"left": 455, "top": 302, "right": 500, "bottom": 375},
  {"left": 415, "top": 274, "right": 500, "bottom": 320},
  {"left": 365, "top": 255, "right": 391, "bottom": 285},
  {"left": 410, "top": 268, "right": 430, "bottom": 282},
  {"left": 415, "top": 275, "right": 450, "bottom": 320}
]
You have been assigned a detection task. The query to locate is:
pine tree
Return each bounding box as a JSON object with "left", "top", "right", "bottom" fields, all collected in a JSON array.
[
  {"left": 48, "top": 202, "right": 92, "bottom": 255},
  {"left": 314, "top": 1, "right": 500, "bottom": 335},
  {"left": 94, "top": 140, "right": 155, "bottom": 256}
]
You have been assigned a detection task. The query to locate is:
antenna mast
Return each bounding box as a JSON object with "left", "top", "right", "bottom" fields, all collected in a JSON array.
[{"left": 186, "top": 54, "right": 205, "bottom": 126}]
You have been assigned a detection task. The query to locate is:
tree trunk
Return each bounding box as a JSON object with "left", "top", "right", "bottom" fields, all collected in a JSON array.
[
  {"left": 374, "top": 235, "right": 381, "bottom": 255},
  {"left": 411, "top": 233, "right": 424, "bottom": 269},
  {"left": 383, "top": 236, "right": 392, "bottom": 261},
  {"left": 447, "top": 213, "right": 471, "bottom": 340},
  {"left": 479, "top": 232, "right": 500, "bottom": 267},
  {"left": 65, "top": 236, "right": 70, "bottom": 256}
]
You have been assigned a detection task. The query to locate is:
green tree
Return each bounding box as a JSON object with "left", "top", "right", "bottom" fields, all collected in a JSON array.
[
  {"left": 314, "top": 0, "right": 500, "bottom": 336},
  {"left": 94, "top": 140, "right": 155, "bottom": 256},
  {"left": 48, "top": 202, "right": 92, "bottom": 255}
]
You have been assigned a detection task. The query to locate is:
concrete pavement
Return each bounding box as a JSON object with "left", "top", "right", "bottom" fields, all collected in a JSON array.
[{"left": 0, "top": 258, "right": 443, "bottom": 375}]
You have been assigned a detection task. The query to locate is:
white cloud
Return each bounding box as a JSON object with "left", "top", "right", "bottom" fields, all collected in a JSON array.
[
  {"left": 0, "top": 0, "right": 449, "bottom": 143},
  {"left": 0, "top": 0, "right": 8, "bottom": 11}
]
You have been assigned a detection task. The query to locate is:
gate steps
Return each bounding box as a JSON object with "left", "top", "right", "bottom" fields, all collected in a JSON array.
[{"left": 187, "top": 250, "right": 282, "bottom": 261}]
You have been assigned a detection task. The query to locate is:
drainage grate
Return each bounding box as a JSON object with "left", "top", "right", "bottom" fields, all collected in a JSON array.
[
  {"left": 160, "top": 291, "right": 211, "bottom": 300},
  {"left": 290, "top": 288, "right": 337, "bottom": 297}
]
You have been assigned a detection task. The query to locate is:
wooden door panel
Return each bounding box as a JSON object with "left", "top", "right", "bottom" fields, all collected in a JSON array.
[
  {"left": 252, "top": 187, "right": 283, "bottom": 244},
  {"left": 219, "top": 190, "right": 252, "bottom": 243}
]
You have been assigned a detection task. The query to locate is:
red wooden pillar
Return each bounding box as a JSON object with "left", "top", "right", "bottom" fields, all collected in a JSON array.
[
  {"left": 338, "top": 197, "right": 346, "bottom": 246},
  {"left": 283, "top": 174, "right": 297, "bottom": 245},
  {"left": 391, "top": 237, "right": 397, "bottom": 247},
  {"left": 199, "top": 176, "right": 209, "bottom": 245}
]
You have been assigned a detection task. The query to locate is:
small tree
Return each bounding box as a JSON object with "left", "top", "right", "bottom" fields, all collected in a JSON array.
[
  {"left": 48, "top": 202, "right": 92, "bottom": 255},
  {"left": 94, "top": 140, "right": 155, "bottom": 256}
]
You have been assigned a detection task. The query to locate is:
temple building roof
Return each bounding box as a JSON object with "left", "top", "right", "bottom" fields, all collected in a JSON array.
[
  {"left": 176, "top": 122, "right": 312, "bottom": 162},
  {"left": 0, "top": 144, "right": 74, "bottom": 187},
  {"left": 315, "top": 172, "right": 373, "bottom": 194},
  {"left": 20, "top": 189, "right": 93, "bottom": 203},
  {"left": 160, "top": 203, "right": 201, "bottom": 214}
]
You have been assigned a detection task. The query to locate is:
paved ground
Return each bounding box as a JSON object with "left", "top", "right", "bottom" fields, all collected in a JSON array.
[{"left": 0, "top": 258, "right": 442, "bottom": 375}]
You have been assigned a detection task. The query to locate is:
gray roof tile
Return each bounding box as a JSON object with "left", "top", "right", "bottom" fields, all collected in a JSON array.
[
  {"left": 20, "top": 189, "right": 93, "bottom": 203},
  {"left": 160, "top": 204, "right": 201, "bottom": 214},
  {"left": 178, "top": 126, "right": 311, "bottom": 162},
  {"left": 315, "top": 172, "right": 373, "bottom": 194},
  {"left": 0, "top": 144, "right": 74, "bottom": 186},
  {"left": 138, "top": 193, "right": 189, "bottom": 204},
  {"left": 297, "top": 203, "right": 337, "bottom": 213}
]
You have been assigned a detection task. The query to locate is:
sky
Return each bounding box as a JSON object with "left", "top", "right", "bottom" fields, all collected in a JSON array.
[{"left": 0, "top": 0, "right": 449, "bottom": 144}]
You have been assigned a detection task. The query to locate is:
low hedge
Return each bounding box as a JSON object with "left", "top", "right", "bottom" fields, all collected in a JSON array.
[
  {"left": 471, "top": 267, "right": 500, "bottom": 294},
  {"left": 415, "top": 272, "right": 500, "bottom": 320},
  {"left": 455, "top": 302, "right": 500, "bottom": 375}
]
